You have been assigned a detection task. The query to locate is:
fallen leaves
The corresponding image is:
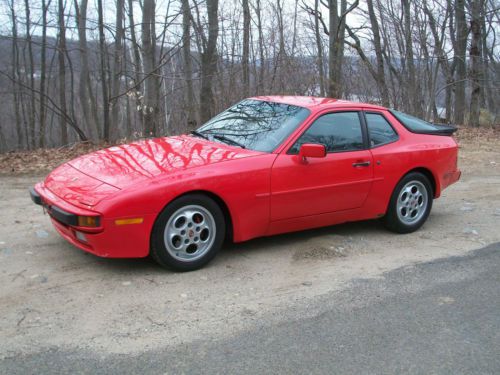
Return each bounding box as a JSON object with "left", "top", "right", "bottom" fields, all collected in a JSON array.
[
  {"left": 454, "top": 125, "right": 500, "bottom": 149},
  {"left": 0, "top": 142, "right": 103, "bottom": 175}
]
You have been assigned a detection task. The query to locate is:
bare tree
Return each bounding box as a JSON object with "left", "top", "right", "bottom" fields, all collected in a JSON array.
[
  {"left": 454, "top": 0, "right": 468, "bottom": 124},
  {"left": 142, "top": 0, "right": 160, "bottom": 135},
  {"left": 38, "top": 0, "right": 50, "bottom": 148},
  {"left": 8, "top": 0, "right": 24, "bottom": 148},
  {"left": 328, "top": 0, "right": 358, "bottom": 98},
  {"left": 97, "top": 0, "right": 110, "bottom": 140},
  {"left": 58, "top": 0, "right": 68, "bottom": 145},
  {"left": 198, "top": 0, "right": 219, "bottom": 123},
  {"left": 75, "top": 0, "right": 100, "bottom": 138},
  {"left": 469, "top": 0, "right": 485, "bottom": 126},
  {"left": 252, "top": 0, "right": 265, "bottom": 92},
  {"left": 182, "top": 0, "right": 197, "bottom": 128},
  {"left": 24, "top": 0, "right": 36, "bottom": 149},
  {"left": 111, "top": 0, "right": 125, "bottom": 133},
  {"left": 242, "top": 0, "right": 251, "bottom": 96},
  {"left": 302, "top": 0, "right": 327, "bottom": 96},
  {"left": 367, "top": 0, "right": 389, "bottom": 106},
  {"left": 423, "top": 1, "right": 454, "bottom": 122}
]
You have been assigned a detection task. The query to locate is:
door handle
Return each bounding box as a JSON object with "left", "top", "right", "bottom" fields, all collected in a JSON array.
[{"left": 352, "top": 161, "right": 371, "bottom": 167}]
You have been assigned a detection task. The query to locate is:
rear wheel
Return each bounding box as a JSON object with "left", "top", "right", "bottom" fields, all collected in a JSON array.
[
  {"left": 383, "top": 172, "right": 433, "bottom": 234},
  {"left": 151, "top": 194, "right": 225, "bottom": 271}
]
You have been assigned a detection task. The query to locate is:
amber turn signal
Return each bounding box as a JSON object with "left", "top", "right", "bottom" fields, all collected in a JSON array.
[
  {"left": 77, "top": 215, "right": 101, "bottom": 227},
  {"left": 114, "top": 218, "right": 144, "bottom": 226}
]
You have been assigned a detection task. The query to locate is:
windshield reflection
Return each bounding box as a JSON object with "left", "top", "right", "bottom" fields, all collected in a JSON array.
[{"left": 196, "top": 99, "right": 310, "bottom": 152}]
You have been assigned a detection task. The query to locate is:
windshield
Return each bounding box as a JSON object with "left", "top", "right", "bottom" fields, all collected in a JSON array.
[{"left": 195, "top": 99, "right": 310, "bottom": 152}]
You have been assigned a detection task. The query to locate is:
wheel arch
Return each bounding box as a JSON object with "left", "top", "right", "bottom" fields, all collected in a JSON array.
[
  {"left": 160, "top": 189, "right": 234, "bottom": 243},
  {"left": 404, "top": 167, "right": 439, "bottom": 198}
]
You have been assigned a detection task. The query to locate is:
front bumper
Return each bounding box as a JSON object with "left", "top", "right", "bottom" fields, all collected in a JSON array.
[
  {"left": 30, "top": 187, "right": 80, "bottom": 227},
  {"left": 30, "top": 184, "right": 154, "bottom": 258}
]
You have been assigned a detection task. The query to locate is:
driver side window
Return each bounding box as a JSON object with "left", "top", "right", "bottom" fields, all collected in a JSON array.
[{"left": 289, "top": 112, "right": 364, "bottom": 154}]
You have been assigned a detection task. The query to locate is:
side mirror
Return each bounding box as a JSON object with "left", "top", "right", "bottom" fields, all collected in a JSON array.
[{"left": 299, "top": 143, "right": 327, "bottom": 160}]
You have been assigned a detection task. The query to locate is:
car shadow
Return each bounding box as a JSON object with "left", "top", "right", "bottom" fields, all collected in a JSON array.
[
  {"left": 75, "top": 219, "right": 388, "bottom": 274},
  {"left": 219, "top": 219, "right": 387, "bottom": 259}
]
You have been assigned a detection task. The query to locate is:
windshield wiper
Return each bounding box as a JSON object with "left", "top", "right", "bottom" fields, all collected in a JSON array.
[
  {"left": 212, "top": 134, "right": 246, "bottom": 149},
  {"left": 190, "top": 130, "right": 209, "bottom": 140}
]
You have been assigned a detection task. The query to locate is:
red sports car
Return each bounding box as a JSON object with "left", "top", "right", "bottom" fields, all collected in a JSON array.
[{"left": 30, "top": 96, "right": 461, "bottom": 271}]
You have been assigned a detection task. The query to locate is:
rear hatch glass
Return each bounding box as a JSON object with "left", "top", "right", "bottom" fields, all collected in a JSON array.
[{"left": 390, "top": 110, "right": 457, "bottom": 135}]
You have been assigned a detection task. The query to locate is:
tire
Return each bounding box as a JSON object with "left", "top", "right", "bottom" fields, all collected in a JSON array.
[
  {"left": 150, "top": 194, "right": 226, "bottom": 271},
  {"left": 383, "top": 172, "right": 433, "bottom": 234}
]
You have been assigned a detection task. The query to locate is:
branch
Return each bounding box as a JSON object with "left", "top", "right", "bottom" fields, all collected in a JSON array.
[
  {"left": 336, "top": 0, "right": 359, "bottom": 37},
  {"left": 345, "top": 25, "right": 378, "bottom": 78},
  {"left": 0, "top": 70, "right": 88, "bottom": 141},
  {"left": 300, "top": 1, "right": 330, "bottom": 35}
]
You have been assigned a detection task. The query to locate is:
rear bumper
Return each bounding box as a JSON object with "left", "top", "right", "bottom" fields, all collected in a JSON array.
[
  {"left": 31, "top": 183, "right": 154, "bottom": 258},
  {"left": 442, "top": 169, "right": 461, "bottom": 191}
]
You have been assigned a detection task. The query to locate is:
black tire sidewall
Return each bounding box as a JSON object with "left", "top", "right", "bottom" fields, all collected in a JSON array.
[
  {"left": 384, "top": 172, "right": 433, "bottom": 233},
  {"left": 151, "top": 194, "right": 226, "bottom": 271}
]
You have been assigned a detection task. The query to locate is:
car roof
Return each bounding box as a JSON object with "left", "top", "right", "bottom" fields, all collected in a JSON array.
[{"left": 250, "top": 95, "right": 386, "bottom": 111}]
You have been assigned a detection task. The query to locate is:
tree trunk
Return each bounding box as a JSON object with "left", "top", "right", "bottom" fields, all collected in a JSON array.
[
  {"left": 58, "top": 0, "right": 68, "bottom": 145},
  {"left": 454, "top": 0, "right": 467, "bottom": 124},
  {"left": 481, "top": 14, "right": 496, "bottom": 116},
  {"left": 97, "top": 0, "right": 110, "bottom": 141},
  {"left": 242, "top": 0, "right": 251, "bottom": 96},
  {"left": 367, "top": 0, "right": 389, "bottom": 106},
  {"left": 74, "top": 0, "right": 100, "bottom": 139},
  {"left": 38, "top": 0, "right": 49, "bottom": 148},
  {"left": 402, "top": 0, "right": 420, "bottom": 116},
  {"left": 468, "top": 0, "right": 484, "bottom": 127},
  {"left": 142, "top": 0, "right": 160, "bottom": 136},
  {"left": 199, "top": 0, "right": 219, "bottom": 123},
  {"left": 24, "top": 0, "right": 36, "bottom": 149},
  {"left": 9, "top": 2, "right": 23, "bottom": 149},
  {"left": 126, "top": 0, "right": 144, "bottom": 127},
  {"left": 328, "top": 0, "right": 340, "bottom": 97},
  {"left": 314, "top": 0, "right": 325, "bottom": 97},
  {"left": 424, "top": 2, "right": 453, "bottom": 123},
  {"left": 182, "top": 0, "right": 197, "bottom": 128},
  {"left": 111, "top": 0, "right": 125, "bottom": 135},
  {"left": 254, "top": 0, "right": 265, "bottom": 93}
]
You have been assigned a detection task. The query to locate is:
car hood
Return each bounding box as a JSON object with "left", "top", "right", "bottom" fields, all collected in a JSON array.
[{"left": 44, "top": 135, "right": 263, "bottom": 207}]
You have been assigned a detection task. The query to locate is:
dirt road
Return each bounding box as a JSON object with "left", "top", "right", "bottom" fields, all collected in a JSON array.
[{"left": 1, "top": 135, "right": 499, "bottom": 361}]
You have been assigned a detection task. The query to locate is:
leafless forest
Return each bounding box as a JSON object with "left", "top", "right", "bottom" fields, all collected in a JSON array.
[{"left": 0, "top": 0, "right": 498, "bottom": 152}]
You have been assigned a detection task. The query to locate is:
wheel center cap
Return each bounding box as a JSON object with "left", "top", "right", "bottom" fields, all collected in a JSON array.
[{"left": 188, "top": 229, "right": 194, "bottom": 237}]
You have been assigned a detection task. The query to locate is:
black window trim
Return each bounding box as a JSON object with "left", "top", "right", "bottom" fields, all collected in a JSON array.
[
  {"left": 362, "top": 110, "right": 400, "bottom": 149},
  {"left": 286, "top": 110, "right": 369, "bottom": 155}
]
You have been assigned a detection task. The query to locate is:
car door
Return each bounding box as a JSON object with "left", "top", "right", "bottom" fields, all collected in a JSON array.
[{"left": 270, "top": 110, "right": 374, "bottom": 221}]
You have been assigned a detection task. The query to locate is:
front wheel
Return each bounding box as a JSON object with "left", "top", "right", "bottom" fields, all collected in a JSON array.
[
  {"left": 383, "top": 172, "right": 433, "bottom": 234},
  {"left": 150, "top": 194, "right": 226, "bottom": 271}
]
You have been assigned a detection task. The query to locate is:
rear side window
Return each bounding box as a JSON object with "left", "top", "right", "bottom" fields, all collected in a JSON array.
[
  {"left": 390, "top": 109, "right": 443, "bottom": 133},
  {"left": 365, "top": 113, "right": 398, "bottom": 147},
  {"left": 289, "top": 112, "right": 364, "bottom": 153}
]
